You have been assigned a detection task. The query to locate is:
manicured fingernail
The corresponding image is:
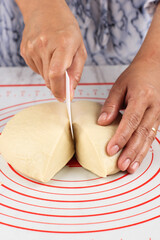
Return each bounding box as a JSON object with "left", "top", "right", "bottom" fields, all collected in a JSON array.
[
  {"left": 98, "top": 112, "right": 108, "bottom": 123},
  {"left": 131, "top": 161, "right": 139, "bottom": 172},
  {"left": 121, "top": 158, "right": 131, "bottom": 170},
  {"left": 109, "top": 145, "right": 119, "bottom": 155}
]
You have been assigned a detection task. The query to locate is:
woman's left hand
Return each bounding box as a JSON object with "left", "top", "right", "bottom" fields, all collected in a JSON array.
[{"left": 98, "top": 60, "right": 160, "bottom": 173}]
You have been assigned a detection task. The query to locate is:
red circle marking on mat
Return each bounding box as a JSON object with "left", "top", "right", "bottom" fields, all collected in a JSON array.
[
  {"left": 1, "top": 184, "right": 159, "bottom": 210},
  {"left": 51, "top": 177, "right": 102, "bottom": 182},
  {"left": 0, "top": 123, "right": 6, "bottom": 129},
  {"left": 2, "top": 150, "right": 153, "bottom": 196},
  {"left": 156, "top": 137, "right": 160, "bottom": 144},
  {"left": 1, "top": 205, "right": 159, "bottom": 226},
  {"left": 1, "top": 98, "right": 159, "bottom": 233},
  {"left": 8, "top": 164, "right": 128, "bottom": 189},
  {"left": 1, "top": 195, "right": 159, "bottom": 218},
  {"left": 0, "top": 97, "right": 106, "bottom": 112},
  {"left": 2, "top": 99, "right": 158, "bottom": 186},
  {"left": 0, "top": 215, "right": 159, "bottom": 233},
  {"left": 0, "top": 99, "right": 54, "bottom": 112},
  {"left": 0, "top": 106, "right": 30, "bottom": 117},
  {"left": 1, "top": 99, "right": 159, "bottom": 186},
  {"left": 1, "top": 169, "right": 126, "bottom": 195},
  {"left": 0, "top": 82, "right": 113, "bottom": 87},
  {"left": 0, "top": 115, "right": 14, "bottom": 122},
  {"left": 1, "top": 167, "right": 159, "bottom": 203}
]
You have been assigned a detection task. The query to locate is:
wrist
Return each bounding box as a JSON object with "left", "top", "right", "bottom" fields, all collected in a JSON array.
[
  {"left": 132, "top": 48, "right": 160, "bottom": 68},
  {"left": 132, "top": 4, "right": 160, "bottom": 68},
  {"left": 15, "top": 0, "right": 67, "bottom": 23}
]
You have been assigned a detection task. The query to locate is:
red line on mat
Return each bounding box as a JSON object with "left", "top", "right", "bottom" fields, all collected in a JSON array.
[
  {"left": 7, "top": 148, "right": 153, "bottom": 189},
  {"left": 0, "top": 205, "right": 159, "bottom": 226},
  {"left": 1, "top": 150, "right": 152, "bottom": 195},
  {"left": 0, "top": 99, "right": 53, "bottom": 112},
  {"left": 8, "top": 163, "right": 127, "bottom": 189},
  {"left": 0, "top": 115, "right": 14, "bottom": 122},
  {"left": 0, "top": 169, "right": 128, "bottom": 195},
  {"left": 1, "top": 167, "right": 159, "bottom": 203},
  {"left": 0, "top": 215, "right": 159, "bottom": 233},
  {"left": 0, "top": 98, "right": 105, "bottom": 112},
  {"left": 0, "top": 83, "right": 113, "bottom": 87},
  {"left": 1, "top": 195, "right": 159, "bottom": 218},
  {"left": 155, "top": 137, "right": 160, "bottom": 144},
  {"left": 0, "top": 184, "right": 159, "bottom": 211}
]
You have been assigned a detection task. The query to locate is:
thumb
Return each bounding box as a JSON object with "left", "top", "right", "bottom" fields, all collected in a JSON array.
[{"left": 98, "top": 82, "right": 126, "bottom": 126}]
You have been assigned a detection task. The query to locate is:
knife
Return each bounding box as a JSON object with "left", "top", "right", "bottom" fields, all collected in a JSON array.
[{"left": 66, "top": 71, "right": 74, "bottom": 139}]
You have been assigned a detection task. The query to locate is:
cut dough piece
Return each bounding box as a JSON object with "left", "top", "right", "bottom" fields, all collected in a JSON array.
[
  {"left": 0, "top": 100, "right": 122, "bottom": 182},
  {"left": 72, "top": 101, "right": 121, "bottom": 177},
  {"left": 0, "top": 102, "right": 74, "bottom": 182}
]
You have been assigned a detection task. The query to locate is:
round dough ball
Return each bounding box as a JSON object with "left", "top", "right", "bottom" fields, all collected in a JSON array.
[{"left": 0, "top": 100, "right": 122, "bottom": 182}]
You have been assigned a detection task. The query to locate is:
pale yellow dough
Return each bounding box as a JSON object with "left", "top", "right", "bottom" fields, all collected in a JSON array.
[
  {"left": 0, "top": 102, "right": 74, "bottom": 182},
  {"left": 72, "top": 101, "right": 121, "bottom": 177},
  {"left": 0, "top": 101, "right": 121, "bottom": 182}
]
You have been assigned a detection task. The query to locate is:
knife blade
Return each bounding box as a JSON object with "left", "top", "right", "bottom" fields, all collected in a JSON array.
[{"left": 66, "top": 71, "right": 74, "bottom": 139}]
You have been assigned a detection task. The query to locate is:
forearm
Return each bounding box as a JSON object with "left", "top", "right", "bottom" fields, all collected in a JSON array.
[
  {"left": 133, "top": 3, "right": 160, "bottom": 66},
  {"left": 15, "top": 0, "right": 66, "bottom": 23}
]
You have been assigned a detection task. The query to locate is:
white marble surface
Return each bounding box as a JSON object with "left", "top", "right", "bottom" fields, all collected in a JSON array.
[{"left": 0, "top": 66, "right": 127, "bottom": 84}]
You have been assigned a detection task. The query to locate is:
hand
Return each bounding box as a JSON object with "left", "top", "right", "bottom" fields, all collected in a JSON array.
[
  {"left": 20, "top": 0, "right": 87, "bottom": 101},
  {"left": 98, "top": 60, "right": 160, "bottom": 173}
]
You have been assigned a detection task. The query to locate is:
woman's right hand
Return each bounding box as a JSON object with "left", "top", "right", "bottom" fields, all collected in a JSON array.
[{"left": 18, "top": 0, "right": 87, "bottom": 101}]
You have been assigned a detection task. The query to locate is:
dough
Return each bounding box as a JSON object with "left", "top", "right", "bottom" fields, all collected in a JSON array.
[
  {"left": 72, "top": 101, "right": 121, "bottom": 177},
  {"left": 0, "top": 101, "right": 121, "bottom": 182},
  {"left": 0, "top": 102, "right": 74, "bottom": 182}
]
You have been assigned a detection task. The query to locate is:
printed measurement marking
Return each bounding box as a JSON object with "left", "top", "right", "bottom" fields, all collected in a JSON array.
[
  {"left": 93, "top": 89, "right": 98, "bottom": 95},
  {"left": 21, "top": 90, "right": 26, "bottom": 96},
  {"left": 35, "top": 90, "right": 40, "bottom": 96},
  {"left": 78, "top": 89, "right": 83, "bottom": 95},
  {"left": 6, "top": 91, "right": 11, "bottom": 97}
]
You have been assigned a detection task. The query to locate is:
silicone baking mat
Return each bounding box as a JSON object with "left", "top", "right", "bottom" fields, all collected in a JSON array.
[{"left": 0, "top": 76, "right": 159, "bottom": 240}]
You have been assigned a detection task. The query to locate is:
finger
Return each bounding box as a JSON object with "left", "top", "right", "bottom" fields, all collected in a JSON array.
[
  {"left": 29, "top": 36, "right": 53, "bottom": 84},
  {"left": 106, "top": 97, "right": 148, "bottom": 156},
  {"left": 41, "top": 52, "right": 53, "bottom": 90},
  {"left": 25, "top": 56, "right": 40, "bottom": 74},
  {"left": 24, "top": 40, "right": 44, "bottom": 76},
  {"left": 127, "top": 121, "right": 159, "bottom": 173},
  {"left": 98, "top": 81, "right": 126, "bottom": 126},
  {"left": 67, "top": 45, "right": 87, "bottom": 99},
  {"left": 49, "top": 47, "right": 76, "bottom": 101},
  {"left": 20, "top": 45, "right": 39, "bottom": 74},
  {"left": 117, "top": 107, "right": 158, "bottom": 171},
  {"left": 31, "top": 55, "right": 44, "bottom": 79}
]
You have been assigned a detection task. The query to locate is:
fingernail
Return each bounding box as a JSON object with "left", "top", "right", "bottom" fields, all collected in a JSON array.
[
  {"left": 121, "top": 158, "right": 131, "bottom": 170},
  {"left": 109, "top": 145, "right": 119, "bottom": 155},
  {"left": 131, "top": 161, "right": 139, "bottom": 172},
  {"left": 98, "top": 112, "right": 108, "bottom": 123}
]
